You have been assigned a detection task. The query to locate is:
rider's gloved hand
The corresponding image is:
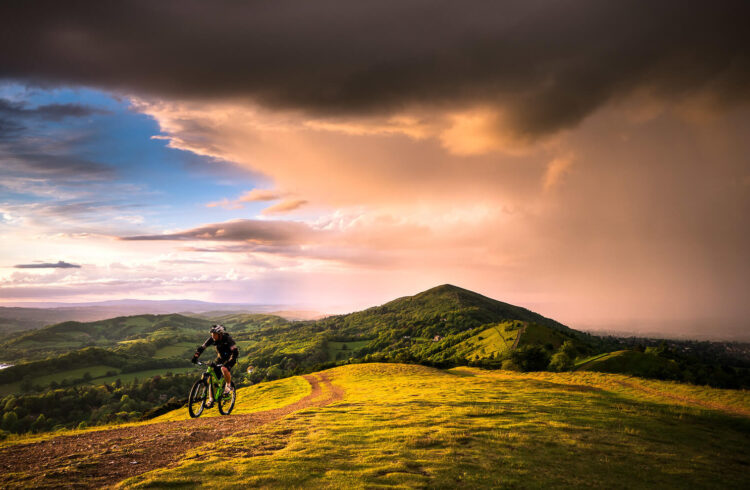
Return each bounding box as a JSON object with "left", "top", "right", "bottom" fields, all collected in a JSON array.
[{"left": 191, "top": 355, "right": 198, "bottom": 364}]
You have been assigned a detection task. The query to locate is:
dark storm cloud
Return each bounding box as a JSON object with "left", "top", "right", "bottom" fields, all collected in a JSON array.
[
  {"left": 14, "top": 261, "right": 81, "bottom": 269},
  {"left": 120, "top": 219, "right": 317, "bottom": 245},
  {"left": 0, "top": 98, "right": 108, "bottom": 122},
  {"left": 0, "top": 97, "right": 116, "bottom": 180},
  {"left": 1, "top": 1, "right": 748, "bottom": 137},
  {"left": 3, "top": 152, "right": 116, "bottom": 180}
]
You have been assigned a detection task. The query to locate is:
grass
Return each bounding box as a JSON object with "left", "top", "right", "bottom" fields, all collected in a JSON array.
[
  {"left": 575, "top": 350, "right": 681, "bottom": 379},
  {"left": 33, "top": 365, "right": 117, "bottom": 384},
  {"left": 235, "top": 340, "right": 258, "bottom": 351},
  {"left": 0, "top": 365, "right": 120, "bottom": 395},
  {"left": 326, "top": 340, "right": 371, "bottom": 361},
  {"left": 154, "top": 342, "right": 197, "bottom": 359},
  {"left": 122, "top": 364, "right": 750, "bottom": 489},
  {"left": 152, "top": 375, "right": 312, "bottom": 423},
  {"left": 0, "top": 374, "right": 313, "bottom": 448},
  {"left": 453, "top": 322, "right": 519, "bottom": 360},
  {"left": 92, "top": 367, "right": 196, "bottom": 386},
  {"left": 516, "top": 322, "right": 570, "bottom": 350},
  {"left": 575, "top": 351, "right": 616, "bottom": 368}
]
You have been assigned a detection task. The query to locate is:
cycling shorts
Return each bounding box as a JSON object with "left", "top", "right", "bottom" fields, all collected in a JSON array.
[{"left": 213, "top": 357, "right": 235, "bottom": 378}]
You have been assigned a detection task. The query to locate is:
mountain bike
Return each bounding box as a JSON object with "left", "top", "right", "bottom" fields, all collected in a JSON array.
[{"left": 188, "top": 360, "right": 236, "bottom": 418}]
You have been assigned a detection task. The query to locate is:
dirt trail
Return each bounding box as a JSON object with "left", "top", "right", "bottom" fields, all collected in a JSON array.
[
  {"left": 510, "top": 325, "right": 526, "bottom": 350},
  {"left": 0, "top": 373, "right": 344, "bottom": 489}
]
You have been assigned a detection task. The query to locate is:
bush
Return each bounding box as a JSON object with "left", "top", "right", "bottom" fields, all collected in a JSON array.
[
  {"left": 501, "top": 359, "right": 520, "bottom": 371},
  {"left": 549, "top": 352, "right": 573, "bottom": 372},
  {"left": 511, "top": 346, "right": 550, "bottom": 372}
]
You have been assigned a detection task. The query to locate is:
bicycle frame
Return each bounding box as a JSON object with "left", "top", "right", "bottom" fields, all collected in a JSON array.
[{"left": 196, "top": 360, "right": 225, "bottom": 400}]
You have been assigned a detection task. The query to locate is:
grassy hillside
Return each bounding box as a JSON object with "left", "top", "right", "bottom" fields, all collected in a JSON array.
[
  {"left": 0, "top": 313, "right": 295, "bottom": 396},
  {"left": 0, "top": 314, "right": 208, "bottom": 362},
  {"left": 1, "top": 285, "right": 746, "bottom": 402},
  {"left": 228, "top": 285, "right": 593, "bottom": 376},
  {"left": 576, "top": 350, "right": 682, "bottom": 378},
  {"left": 319, "top": 284, "right": 575, "bottom": 338},
  {"left": 56, "top": 363, "right": 749, "bottom": 488}
]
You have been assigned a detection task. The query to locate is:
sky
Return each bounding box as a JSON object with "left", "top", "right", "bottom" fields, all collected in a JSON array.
[{"left": 0, "top": 1, "right": 749, "bottom": 339}]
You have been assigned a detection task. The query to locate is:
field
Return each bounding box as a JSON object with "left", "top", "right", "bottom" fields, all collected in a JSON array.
[
  {"left": 92, "top": 363, "right": 750, "bottom": 488},
  {"left": 3, "top": 361, "right": 750, "bottom": 488},
  {"left": 326, "top": 340, "right": 371, "bottom": 361},
  {"left": 0, "top": 365, "right": 197, "bottom": 397},
  {"left": 153, "top": 342, "right": 197, "bottom": 359},
  {"left": 452, "top": 321, "right": 520, "bottom": 360}
]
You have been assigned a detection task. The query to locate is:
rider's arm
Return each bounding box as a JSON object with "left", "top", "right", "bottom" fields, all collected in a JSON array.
[
  {"left": 227, "top": 344, "right": 239, "bottom": 365},
  {"left": 192, "top": 336, "right": 214, "bottom": 362}
]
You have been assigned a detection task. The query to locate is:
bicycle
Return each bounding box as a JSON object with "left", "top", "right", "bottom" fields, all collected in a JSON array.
[{"left": 188, "top": 360, "right": 236, "bottom": 418}]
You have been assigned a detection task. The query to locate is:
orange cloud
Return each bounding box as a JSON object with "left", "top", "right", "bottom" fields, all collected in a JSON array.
[
  {"left": 240, "top": 189, "right": 283, "bottom": 202},
  {"left": 262, "top": 199, "right": 308, "bottom": 215}
]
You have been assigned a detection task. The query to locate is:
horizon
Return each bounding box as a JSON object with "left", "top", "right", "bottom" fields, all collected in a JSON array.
[
  {"left": 1, "top": 2, "right": 748, "bottom": 341},
  {"left": 2, "top": 284, "right": 748, "bottom": 342}
]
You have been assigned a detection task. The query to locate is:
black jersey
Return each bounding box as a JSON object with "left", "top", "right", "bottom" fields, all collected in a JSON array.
[{"left": 197, "top": 333, "right": 239, "bottom": 365}]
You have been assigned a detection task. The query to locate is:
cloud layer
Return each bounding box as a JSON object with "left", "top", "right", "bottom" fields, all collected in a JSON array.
[
  {"left": 14, "top": 261, "right": 81, "bottom": 269},
  {"left": 1, "top": 1, "right": 748, "bottom": 139}
]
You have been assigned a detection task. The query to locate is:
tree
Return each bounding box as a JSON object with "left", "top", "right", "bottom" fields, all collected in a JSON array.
[
  {"left": 560, "top": 340, "right": 577, "bottom": 359},
  {"left": 31, "top": 414, "right": 47, "bottom": 433},
  {"left": 1, "top": 411, "right": 18, "bottom": 432},
  {"left": 549, "top": 352, "right": 573, "bottom": 372},
  {"left": 511, "top": 346, "right": 550, "bottom": 371}
]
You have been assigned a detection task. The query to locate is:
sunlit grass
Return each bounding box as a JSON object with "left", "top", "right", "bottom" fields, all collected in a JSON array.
[
  {"left": 454, "top": 322, "right": 518, "bottom": 360},
  {"left": 152, "top": 375, "right": 312, "bottom": 422},
  {"left": 123, "top": 364, "right": 750, "bottom": 489},
  {"left": 0, "top": 375, "right": 311, "bottom": 448}
]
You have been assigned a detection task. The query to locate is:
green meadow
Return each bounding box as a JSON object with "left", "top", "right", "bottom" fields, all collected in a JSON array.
[
  {"left": 122, "top": 363, "right": 750, "bottom": 488},
  {"left": 453, "top": 321, "right": 520, "bottom": 360}
]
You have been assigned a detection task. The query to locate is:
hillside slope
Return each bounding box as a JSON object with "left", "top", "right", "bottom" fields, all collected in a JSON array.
[
  {"left": 320, "top": 284, "right": 574, "bottom": 337},
  {"left": 1, "top": 364, "right": 748, "bottom": 488},
  {"left": 235, "top": 284, "right": 591, "bottom": 371},
  {"left": 0, "top": 314, "right": 208, "bottom": 362}
]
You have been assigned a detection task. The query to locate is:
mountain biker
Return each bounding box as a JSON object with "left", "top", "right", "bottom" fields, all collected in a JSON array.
[{"left": 191, "top": 324, "right": 239, "bottom": 401}]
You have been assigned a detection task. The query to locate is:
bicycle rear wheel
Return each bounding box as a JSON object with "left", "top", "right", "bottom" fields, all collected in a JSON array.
[
  {"left": 218, "top": 381, "right": 236, "bottom": 415},
  {"left": 188, "top": 379, "right": 208, "bottom": 418}
]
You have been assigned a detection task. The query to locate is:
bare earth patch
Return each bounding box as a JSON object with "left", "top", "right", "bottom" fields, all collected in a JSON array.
[{"left": 0, "top": 373, "right": 343, "bottom": 489}]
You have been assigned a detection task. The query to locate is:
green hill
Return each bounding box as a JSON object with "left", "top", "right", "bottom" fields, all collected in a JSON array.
[
  {"left": 1, "top": 285, "right": 745, "bottom": 398},
  {"left": 320, "top": 284, "right": 574, "bottom": 337},
  {"left": 0, "top": 314, "right": 208, "bottom": 362},
  {"left": 0, "top": 312, "right": 295, "bottom": 395},
  {"left": 235, "top": 284, "right": 590, "bottom": 370},
  {"left": 2, "top": 364, "right": 748, "bottom": 488},
  {"left": 576, "top": 349, "right": 683, "bottom": 378}
]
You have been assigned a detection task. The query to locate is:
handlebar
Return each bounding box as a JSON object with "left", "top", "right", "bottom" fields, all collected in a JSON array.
[{"left": 194, "top": 360, "right": 224, "bottom": 368}]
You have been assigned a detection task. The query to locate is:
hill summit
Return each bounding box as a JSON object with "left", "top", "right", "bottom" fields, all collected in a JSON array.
[
  {"left": 379, "top": 284, "right": 572, "bottom": 333},
  {"left": 228, "top": 283, "right": 592, "bottom": 369}
]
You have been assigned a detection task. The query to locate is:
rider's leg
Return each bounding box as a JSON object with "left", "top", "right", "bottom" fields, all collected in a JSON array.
[{"left": 221, "top": 366, "right": 232, "bottom": 394}]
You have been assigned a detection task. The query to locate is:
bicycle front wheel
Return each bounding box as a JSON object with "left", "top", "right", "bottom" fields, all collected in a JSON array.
[
  {"left": 218, "top": 381, "right": 236, "bottom": 415},
  {"left": 188, "top": 379, "right": 208, "bottom": 418}
]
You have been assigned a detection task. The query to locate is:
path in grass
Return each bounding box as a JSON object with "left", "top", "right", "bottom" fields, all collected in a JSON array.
[
  {"left": 510, "top": 324, "right": 526, "bottom": 349},
  {"left": 0, "top": 373, "right": 343, "bottom": 489}
]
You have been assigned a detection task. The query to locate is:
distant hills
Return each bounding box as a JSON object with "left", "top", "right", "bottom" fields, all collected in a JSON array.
[
  {"left": 0, "top": 299, "right": 322, "bottom": 334},
  {"left": 0, "top": 284, "right": 747, "bottom": 397}
]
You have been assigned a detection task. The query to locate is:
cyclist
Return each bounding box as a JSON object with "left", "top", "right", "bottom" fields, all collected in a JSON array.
[{"left": 191, "top": 324, "right": 239, "bottom": 402}]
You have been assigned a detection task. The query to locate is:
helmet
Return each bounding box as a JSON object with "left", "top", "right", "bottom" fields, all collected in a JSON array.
[{"left": 210, "top": 324, "right": 226, "bottom": 334}]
